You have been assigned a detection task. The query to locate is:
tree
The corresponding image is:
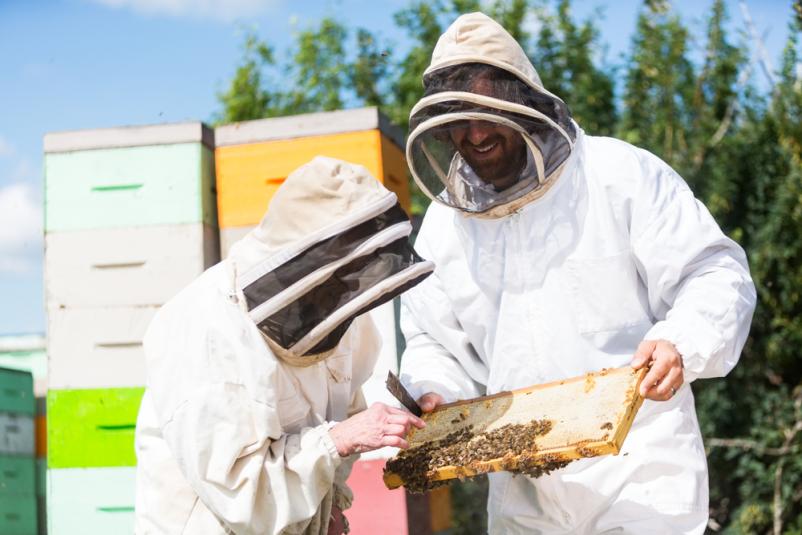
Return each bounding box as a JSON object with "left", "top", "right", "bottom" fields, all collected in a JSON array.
[
  {"left": 531, "top": 0, "right": 617, "bottom": 135},
  {"left": 618, "top": 1, "right": 695, "bottom": 170},
  {"left": 214, "top": 30, "right": 281, "bottom": 124},
  {"left": 283, "top": 18, "right": 349, "bottom": 113},
  {"left": 215, "top": 18, "right": 388, "bottom": 124},
  {"left": 692, "top": 5, "right": 802, "bottom": 533},
  {"left": 686, "top": 0, "right": 746, "bottom": 202},
  {"left": 349, "top": 29, "right": 391, "bottom": 108}
]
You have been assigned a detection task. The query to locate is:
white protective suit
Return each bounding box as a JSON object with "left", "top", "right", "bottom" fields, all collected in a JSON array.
[
  {"left": 399, "top": 13, "right": 757, "bottom": 534},
  {"left": 135, "top": 157, "right": 433, "bottom": 534}
]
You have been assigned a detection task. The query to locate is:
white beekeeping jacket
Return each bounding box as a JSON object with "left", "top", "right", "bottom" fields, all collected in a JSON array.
[
  {"left": 135, "top": 157, "right": 433, "bottom": 534},
  {"left": 400, "top": 12, "right": 756, "bottom": 534}
]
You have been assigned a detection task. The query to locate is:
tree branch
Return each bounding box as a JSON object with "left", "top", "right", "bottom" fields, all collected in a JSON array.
[
  {"left": 738, "top": 0, "right": 776, "bottom": 88},
  {"left": 707, "top": 390, "right": 802, "bottom": 535},
  {"left": 705, "top": 437, "right": 799, "bottom": 456}
]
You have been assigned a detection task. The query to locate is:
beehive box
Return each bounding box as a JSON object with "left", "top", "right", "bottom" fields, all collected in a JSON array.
[
  {"left": 214, "top": 107, "right": 410, "bottom": 257},
  {"left": 384, "top": 366, "right": 647, "bottom": 491}
]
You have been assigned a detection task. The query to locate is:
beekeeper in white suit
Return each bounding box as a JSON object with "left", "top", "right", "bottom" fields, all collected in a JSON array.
[
  {"left": 134, "top": 157, "right": 432, "bottom": 534},
  {"left": 399, "top": 12, "right": 756, "bottom": 534}
]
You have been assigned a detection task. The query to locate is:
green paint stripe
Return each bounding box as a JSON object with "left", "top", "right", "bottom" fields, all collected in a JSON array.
[
  {"left": 95, "top": 424, "right": 137, "bottom": 431},
  {"left": 97, "top": 506, "right": 135, "bottom": 513},
  {"left": 91, "top": 183, "right": 143, "bottom": 192}
]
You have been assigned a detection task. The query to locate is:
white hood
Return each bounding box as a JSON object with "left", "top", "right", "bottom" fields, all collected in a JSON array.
[
  {"left": 229, "top": 156, "right": 434, "bottom": 365},
  {"left": 407, "top": 12, "right": 577, "bottom": 218},
  {"left": 426, "top": 12, "right": 544, "bottom": 94}
]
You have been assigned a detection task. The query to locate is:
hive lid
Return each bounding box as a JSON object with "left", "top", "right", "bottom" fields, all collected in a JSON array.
[
  {"left": 44, "top": 122, "right": 214, "bottom": 153},
  {"left": 214, "top": 107, "right": 405, "bottom": 148}
]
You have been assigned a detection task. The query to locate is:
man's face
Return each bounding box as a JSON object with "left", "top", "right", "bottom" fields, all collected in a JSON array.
[
  {"left": 448, "top": 120, "right": 526, "bottom": 190},
  {"left": 447, "top": 77, "right": 527, "bottom": 190}
]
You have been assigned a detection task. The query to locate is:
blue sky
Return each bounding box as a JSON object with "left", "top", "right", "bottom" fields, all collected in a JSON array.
[{"left": 0, "top": 0, "right": 793, "bottom": 335}]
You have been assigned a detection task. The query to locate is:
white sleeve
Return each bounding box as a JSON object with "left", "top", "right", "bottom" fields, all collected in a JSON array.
[
  {"left": 143, "top": 301, "right": 343, "bottom": 535},
  {"left": 160, "top": 382, "right": 341, "bottom": 535},
  {"left": 330, "top": 388, "right": 368, "bottom": 512},
  {"left": 631, "top": 156, "right": 756, "bottom": 382},
  {"left": 398, "top": 220, "right": 487, "bottom": 402}
]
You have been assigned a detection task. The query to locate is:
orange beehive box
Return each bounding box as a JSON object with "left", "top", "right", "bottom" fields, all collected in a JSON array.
[{"left": 215, "top": 107, "right": 410, "bottom": 257}]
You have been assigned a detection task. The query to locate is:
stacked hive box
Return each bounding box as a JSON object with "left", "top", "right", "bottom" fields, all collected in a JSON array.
[
  {"left": 215, "top": 107, "right": 410, "bottom": 254},
  {"left": 0, "top": 367, "right": 37, "bottom": 534},
  {"left": 215, "top": 107, "right": 450, "bottom": 534},
  {"left": 0, "top": 335, "right": 48, "bottom": 534},
  {"left": 0, "top": 335, "right": 47, "bottom": 397},
  {"left": 43, "top": 123, "right": 219, "bottom": 534}
]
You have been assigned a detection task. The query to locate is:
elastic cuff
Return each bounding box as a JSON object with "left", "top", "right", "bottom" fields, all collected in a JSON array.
[
  {"left": 644, "top": 316, "right": 723, "bottom": 383},
  {"left": 318, "top": 422, "right": 342, "bottom": 462}
]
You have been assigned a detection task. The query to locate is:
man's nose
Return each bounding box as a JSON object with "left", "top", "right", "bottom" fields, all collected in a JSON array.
[{"left": 466, "top": 121, "right": 491, "bottom": 145}]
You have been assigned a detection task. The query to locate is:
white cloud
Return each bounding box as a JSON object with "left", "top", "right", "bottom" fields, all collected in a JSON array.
[
  {"left": 88, "top": 0, "right": 280, "bottom": 22},
  {"left": 0, "top": 182, "right": 43, "bottom": 274}
]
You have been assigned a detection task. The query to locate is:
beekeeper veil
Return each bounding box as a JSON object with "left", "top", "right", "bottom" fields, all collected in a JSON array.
[
  {"left": 407, "top": 12, "right": 577, "bottom": 218},
  {"left": 229, "top": 156, "right": 434, "bottom": 366}
]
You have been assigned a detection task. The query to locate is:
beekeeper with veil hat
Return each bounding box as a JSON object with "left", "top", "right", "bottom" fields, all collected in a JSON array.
[
  {"left": 135, "top": 156, "right": 432, "bottom": 534},
  {"left": 406, "top": 20, "right": 576, "bottom": 219},
  {"left": 399, "top": 11, "right": 756, "bottom": 534}
]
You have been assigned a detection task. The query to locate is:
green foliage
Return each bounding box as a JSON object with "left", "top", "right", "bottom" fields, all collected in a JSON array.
[
  {"left": 690, "top": 5, "right": 802, "bottom": 533},
  {"left": 349, "top": 29, "right": 389, "bottom": 108},
  {"left": 618, "top": 1, "right": 696, "bottom": 170},
  {"left": 387, "top": 0, "right": 447, "bottom": 129},
  {"left": 531, "top": 0, "right": 617, "bottom": 135},
  {"left": 284, "top": 18, "right": 349, "bottom": 113},
  {"left": 215, "top": 4, "right": 802, "bottom": 530},
  {"left": 449, "top": 476, "right": 489, "bottom": 534},
  {"left": 214, "top": 31, "right": 278, "bottom": 124}
]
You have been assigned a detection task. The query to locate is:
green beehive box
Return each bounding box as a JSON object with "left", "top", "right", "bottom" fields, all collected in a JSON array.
[
  {"left": 0, "top": 455, "right": 36, "bottom": 495},
  {"left": 44, "top": 122, "right": 216, "bottom": 232},
  {"left": 0, "top": 368, "right": 35, "bottom": 416},
  {"left": 0, "top": 492, "right": 37, "bottom": 535},
  {"left": 47, "top": 387, "right": 144, "bottom": 468}
]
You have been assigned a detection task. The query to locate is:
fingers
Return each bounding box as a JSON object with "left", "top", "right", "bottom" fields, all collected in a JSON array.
[
  {"left": 384, "top": 406, "right": 426, "bottom": 428},
  {"left": 640, "top": 353, "right": 671, "bottom": 396},
  {"left": 381, "top": 434, "right": 409, "bottom": 449},
  {"left": 652, "top": 365, "right": 683, "bottom": 400},
  {"left": 637, "top": 339, "right": 685, "bottom": 401},
  {"left": 383, "top": 423, "right": 410, "bottom": 438},
  {"left": 335, "top": 403, "right": 427, "bottom": 456},
  {"left": 417, "top": 392, "right": 445, "bottom": 413},
  {"left": 386, "top": 413, "right": 426, "bottom": 431},
  {"left": 631, "top": 340, "right": 656, "bottom": 369}
]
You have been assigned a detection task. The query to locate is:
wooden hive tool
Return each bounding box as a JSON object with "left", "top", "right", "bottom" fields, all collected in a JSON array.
[{"left": 383, "top": 366, "right": 648, "bottom": 492}]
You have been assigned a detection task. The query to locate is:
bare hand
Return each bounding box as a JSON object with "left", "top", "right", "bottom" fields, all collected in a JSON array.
[
  {"left": 417, "top": 392, "right": 445, "bottom": 413},
  {"left": 328, "top": 402, "right": 426, "bottom": 456},
  {"left": 631, "top": 339, "right": 684, "bottom": 401},
  {"left": 327, "top": 505, "right": 346, "bottom": 535}
]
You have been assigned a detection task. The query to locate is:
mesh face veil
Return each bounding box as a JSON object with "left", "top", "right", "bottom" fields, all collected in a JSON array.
[
  {"left": 229, "top": 157, "right": 434, "bottom": 366},
  {"left": 407, "top": 63, "right": 577, "bottom": 217}
]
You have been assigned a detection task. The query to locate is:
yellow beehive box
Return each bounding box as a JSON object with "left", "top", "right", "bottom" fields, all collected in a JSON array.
[{"left": 215, "top": 108, "right": 409, "bottom": 253}]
